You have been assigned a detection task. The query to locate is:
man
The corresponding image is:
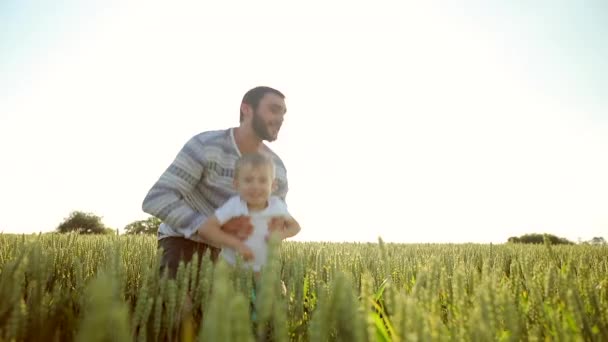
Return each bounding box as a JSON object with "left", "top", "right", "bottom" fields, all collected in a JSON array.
[{"left": 142, "top": 86, "right": 289, "bottom": 278}]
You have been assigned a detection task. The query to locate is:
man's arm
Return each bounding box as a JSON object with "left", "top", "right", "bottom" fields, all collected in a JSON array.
[
  {"left": 197, "top": 216, "right": 253, "bottom": 260},
  {"left": 270, "top": 153, "right": 289, "bottom": 202},
  {"left": 274, "top": 173, "right": 289, "bottom": 202},
  {"left": 142, "top": 135, "right": 207, "bottom": 237}
]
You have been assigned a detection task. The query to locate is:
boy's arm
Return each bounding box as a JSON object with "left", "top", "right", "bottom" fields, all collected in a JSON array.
[
  {"left": 279, "top": 216, "right": 300, "bottom": 240},
  {"left": 267, "top": 196, "right": 300, "bottom": 240},
  {"left": 268, "top": 215, "right": 300, "bottom": 240}
]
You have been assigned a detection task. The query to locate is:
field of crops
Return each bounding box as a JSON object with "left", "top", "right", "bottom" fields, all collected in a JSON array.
[{"left": 0, "top": 233, "right": 606, "bottom": 341}]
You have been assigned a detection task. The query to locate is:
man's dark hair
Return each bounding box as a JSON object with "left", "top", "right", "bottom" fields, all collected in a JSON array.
[{"left": 240, "top": 86, "right": 285, "bottom": 122}]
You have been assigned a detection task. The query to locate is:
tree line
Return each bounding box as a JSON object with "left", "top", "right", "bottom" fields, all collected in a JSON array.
[
  {"left": 55, "top": 210, "right": 161, "bottom": 235},
  {"left": 53, "top": 210, "right": 607, "bottom": 245},
  {"left": 507, "top": 233, "right": 606, "bottom": 245}
]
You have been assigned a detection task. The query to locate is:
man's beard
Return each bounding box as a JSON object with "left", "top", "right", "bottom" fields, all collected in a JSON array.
[{"left": 252, "top": 111, "right": 276, "bottom": 142}]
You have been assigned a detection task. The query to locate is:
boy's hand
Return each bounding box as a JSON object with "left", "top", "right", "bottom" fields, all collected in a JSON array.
[
  {"left": 236, "top": 243, "right": 254, "bottom": 261},
  {"left": 221, "top": 216, "right": 253, "bottom": 240}
]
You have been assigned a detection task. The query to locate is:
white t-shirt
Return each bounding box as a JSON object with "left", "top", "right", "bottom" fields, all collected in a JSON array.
[{"left": 213, "top": 195, "right": 291, "bottom": 271}]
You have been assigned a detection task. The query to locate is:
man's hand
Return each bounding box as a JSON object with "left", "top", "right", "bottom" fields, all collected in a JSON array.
[
  {"left": 236, "top": 243, "right": 254, "bottom": 261},
  {"left": 221, "top": 216, "right": 253, "bottom": 241},
  {"left": 266, "top": 217, "right": 286, "bottom": 241}
]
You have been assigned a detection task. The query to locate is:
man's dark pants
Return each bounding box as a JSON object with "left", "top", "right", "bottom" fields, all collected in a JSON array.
[{"left": 158, "top": 237, "right": 220, "bottom": 278}]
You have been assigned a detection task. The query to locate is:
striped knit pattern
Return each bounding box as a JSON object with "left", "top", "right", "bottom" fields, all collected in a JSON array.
[{"left": 142, "top": 128, "right": 288, "bottom": 242}]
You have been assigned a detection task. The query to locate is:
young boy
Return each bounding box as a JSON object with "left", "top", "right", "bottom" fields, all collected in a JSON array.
[{"left": 197, "top": 152, "right": 300, "bottom": 276}]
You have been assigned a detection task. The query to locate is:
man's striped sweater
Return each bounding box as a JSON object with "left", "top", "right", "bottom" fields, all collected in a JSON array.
[{"left": 142, "top": 128, "right": 288, "bottom": 243}]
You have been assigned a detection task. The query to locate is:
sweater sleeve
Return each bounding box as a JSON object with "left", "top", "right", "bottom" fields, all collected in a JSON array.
[
  {"left": 275, "top": 176, "right": 288, "bottom": 203},
  {"left": 142, "top": 135, "right": 208, "bottom": 236},
  {"left": 273, "top": 162, "right": 289, "bottom": 203}
]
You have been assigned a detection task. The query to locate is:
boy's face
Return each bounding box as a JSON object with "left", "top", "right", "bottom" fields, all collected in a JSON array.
[{"left": 234, "top": 163, "right": 276, "bottom": 209}]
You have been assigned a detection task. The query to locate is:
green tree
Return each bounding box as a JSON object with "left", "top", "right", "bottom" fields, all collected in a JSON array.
[
  {"left": 507, "top": 236, "right": 521, "bottom": 243},
  {"left": 123, "top": 216, "right": 161, "bottom": 235},
  {"left": 56, "top": 211, "right": 108, "bottom": 234},
  {"left": 589, "top": 237, "right": 606, "bottom": 245}
]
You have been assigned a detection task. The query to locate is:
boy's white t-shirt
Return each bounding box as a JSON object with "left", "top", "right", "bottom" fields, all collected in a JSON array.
[{"left": 213, "top": 195, "right": 291, "bottom": 271}]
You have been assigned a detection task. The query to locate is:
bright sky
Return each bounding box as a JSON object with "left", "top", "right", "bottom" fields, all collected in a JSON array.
[{"left": 1, "top": 1, "right": 607, "bottom": 243}]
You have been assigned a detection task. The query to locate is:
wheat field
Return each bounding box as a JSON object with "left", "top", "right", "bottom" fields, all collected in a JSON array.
[{"left": 0, "top": 233, "right": 606, "bottom": 341}]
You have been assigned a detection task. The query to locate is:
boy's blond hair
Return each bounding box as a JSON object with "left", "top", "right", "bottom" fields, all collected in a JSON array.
[{"left": 234, "top": 152, "right": 275, "bottom": 179}]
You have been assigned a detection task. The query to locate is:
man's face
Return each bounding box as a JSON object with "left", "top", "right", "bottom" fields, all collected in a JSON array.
[{"left": 250, "top": 93, "right": 287, "bottom": 142}]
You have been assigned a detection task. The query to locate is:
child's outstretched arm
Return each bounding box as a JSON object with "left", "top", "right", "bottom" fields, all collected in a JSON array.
[
  {"left": 267, "top": 196, "right": 301, "bottom": 240},
  {"left": 281, "top": 216, "right": 300, "bottom": 239},
  {"left": 197, "top": 216, "right": 254, "bottom": 260},
  {"left": 268, "top": 216, "right": 301, "bottom": 240}
]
